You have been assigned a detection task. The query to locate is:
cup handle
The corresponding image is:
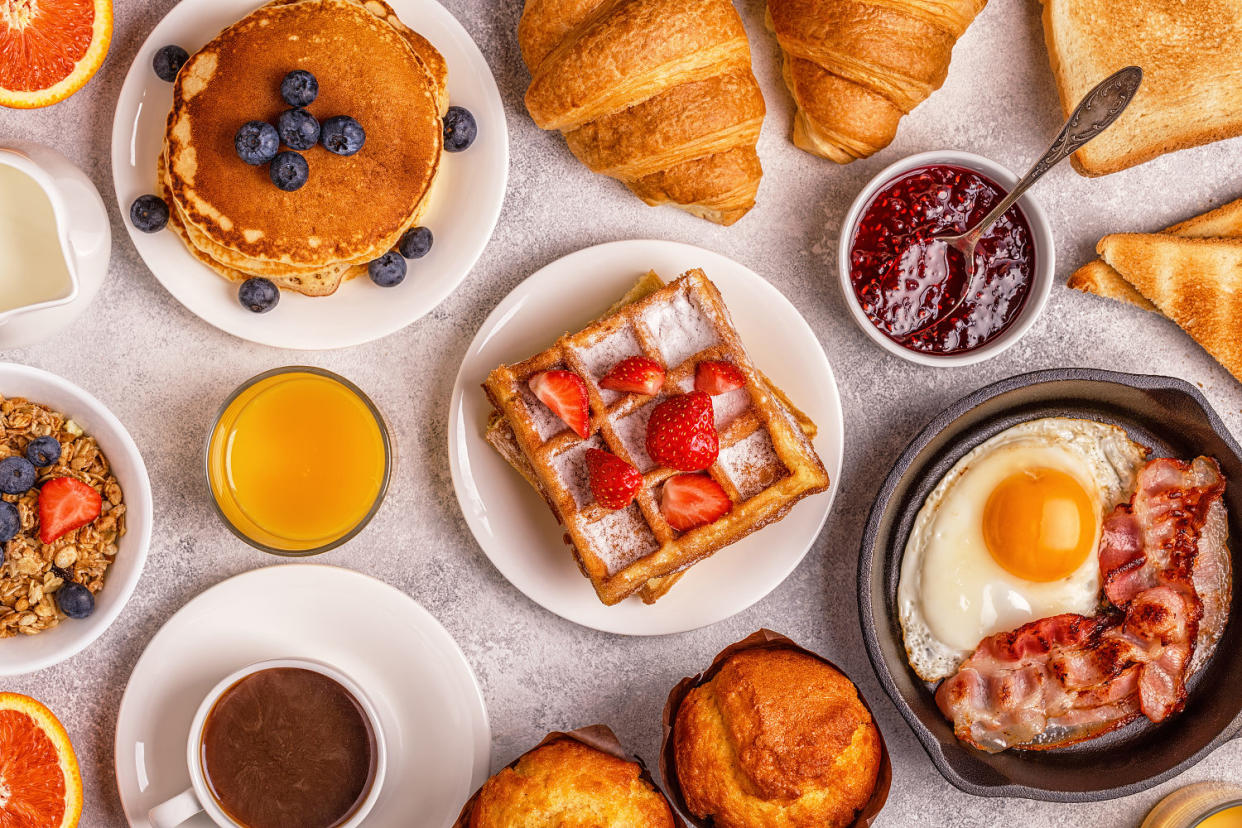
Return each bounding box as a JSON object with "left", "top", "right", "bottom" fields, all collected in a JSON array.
[{"left": 147, "top": 787, "right": 204, "bottom": 828}]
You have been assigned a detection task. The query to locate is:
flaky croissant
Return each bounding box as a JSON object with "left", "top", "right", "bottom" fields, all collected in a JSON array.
[
  {"left": 519, "top": 0, "right": 765, "bottom": 225},
  {"left": 767, "top": 0, "right": 986, "bottom": 162}
]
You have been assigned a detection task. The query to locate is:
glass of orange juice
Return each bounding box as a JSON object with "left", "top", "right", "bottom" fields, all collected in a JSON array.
[{"left": 205, "top": 367, "right": 391, "bottom": 555}]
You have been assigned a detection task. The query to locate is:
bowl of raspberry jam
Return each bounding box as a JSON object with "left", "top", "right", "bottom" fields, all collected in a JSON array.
[{"left": 838, "top": 151, "right": 1054, "bottom": 367}]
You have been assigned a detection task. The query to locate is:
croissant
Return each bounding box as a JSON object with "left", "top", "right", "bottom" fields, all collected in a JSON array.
[
  {"left": 519, "top": 0, "right": 765, "bottom": 225},
  {"left": 767, "top": 0, "right": 986, "bottom": 162}
]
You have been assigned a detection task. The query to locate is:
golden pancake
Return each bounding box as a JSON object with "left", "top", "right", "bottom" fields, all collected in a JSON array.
[{"left": 164, "top": 0, "right": 442, "bottom": 279}]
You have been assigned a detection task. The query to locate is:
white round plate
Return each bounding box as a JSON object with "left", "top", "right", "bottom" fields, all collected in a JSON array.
[
  {"left": 111, "top": 0, "right": 508, "bottom": 350},
  {"left": 114, "top": 565, "right": 490, "bottom": 828},
  {"left": 448, "top": 240, "right": 844, "bottom": 636}
]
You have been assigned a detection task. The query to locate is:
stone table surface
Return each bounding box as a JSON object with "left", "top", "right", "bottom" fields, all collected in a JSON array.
[{"left": 3, "top": 0, "right": 1242, "bottom": 825}]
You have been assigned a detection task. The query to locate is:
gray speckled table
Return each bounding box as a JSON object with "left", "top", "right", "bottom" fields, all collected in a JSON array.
[{"left": 3, "top": 0, "right": 1241, "bottom": 825}]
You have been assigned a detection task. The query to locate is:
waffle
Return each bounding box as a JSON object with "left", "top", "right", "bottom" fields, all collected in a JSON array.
[{"left": 483, "top": 268, "right": 830, "bottom": 606}]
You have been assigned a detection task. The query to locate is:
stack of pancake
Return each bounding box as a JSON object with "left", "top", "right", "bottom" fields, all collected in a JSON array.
[{"left": 159, "top": 0, "right": 447, "bottom": 296}]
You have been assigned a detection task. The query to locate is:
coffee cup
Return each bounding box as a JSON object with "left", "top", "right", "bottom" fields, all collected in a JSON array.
[{"left": 148, "top": 657, "right": 387, "bottom": 828}]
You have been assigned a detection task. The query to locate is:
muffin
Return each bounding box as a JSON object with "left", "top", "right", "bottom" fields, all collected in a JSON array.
[
  {"left": 469, "top": 736, "right": 678, "bottom": 827},
  {"left": 672, "top": 648, "right": 882, "bottom": 828}
]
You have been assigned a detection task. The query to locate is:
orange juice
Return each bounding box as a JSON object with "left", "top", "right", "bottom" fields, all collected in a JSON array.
[
  {"left": 207, "top": 369, "right": 389, "bottom": 553},
  {"left": 1200, "top": 807, "right": 1242, "bottom": 828}
]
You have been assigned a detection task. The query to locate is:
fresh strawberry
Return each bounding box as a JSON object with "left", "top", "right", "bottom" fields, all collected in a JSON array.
[
  {"left": 38, "top": 477, "right": 102, "bottom": 544},
  {"left": 529, "top": 370, "right": 590, "bottom": 438},
  {"left": 585, "top": 449, "right": 642, "bottom": 510},
  {"left": 695, "top": 360, "right": 745, "bottom": 395},
  {"left": 645, "top": 391, "right": 718, "bottom": 471},
  {"left": 600, "top": 356, "right": 664, "bottom": 395},
  {"left": 661, "top": 473, "right": 732, "bottom": 531}
]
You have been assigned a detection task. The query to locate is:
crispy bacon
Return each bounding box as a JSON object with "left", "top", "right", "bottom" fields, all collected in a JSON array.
[{"left": 935, "top": 457, "right": 1228, "bottom": 753}]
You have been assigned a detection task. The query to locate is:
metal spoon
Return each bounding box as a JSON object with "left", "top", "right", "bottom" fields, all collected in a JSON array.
[{"left": 894, "top": 65, "right": 1143, "bottom": 339}]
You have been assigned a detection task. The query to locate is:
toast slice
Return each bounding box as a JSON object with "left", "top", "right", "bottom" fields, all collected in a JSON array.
[
  {"left": 1069, "top": 197, "right": 1242, "bottom": 311},
  {"left": 1097, "top": 234, "right": 1242, "bottom": 381},
  {"left": 1041, "top": 0, "right": 1242, "bottom": 176}
]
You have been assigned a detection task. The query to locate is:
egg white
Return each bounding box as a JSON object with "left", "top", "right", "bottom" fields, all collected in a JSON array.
[{"left": 898, "top": 418, "right": 1149, "bottom": 682}]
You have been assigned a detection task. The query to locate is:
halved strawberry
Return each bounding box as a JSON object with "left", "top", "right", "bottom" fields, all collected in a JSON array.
[
  {"left": 529, "top": 370, "right": 590, "bottom": 438},
  {"left": 38, "top": 477, "right": 102, "bottom": 544},
  {"left": 646, "top": 392, "right": 718, "bottom": 471},
  {"left": 695, "top": 360, "right": 745, "bottom": 395},
  {"left": 585, "top": 449, "right": 642, "bottom": 510},
  {"left": 661, "top": 473, "right": 732, "bottom": 531},
  {"left": 600, "top": 356, "right": 664, "bottom": 395}
]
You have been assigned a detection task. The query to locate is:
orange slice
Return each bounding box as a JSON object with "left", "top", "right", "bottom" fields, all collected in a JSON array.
[
  {"left": 0, "top": 0, "right": 112, "bottom": 109},
  {"left": 0, "top": 693, "right": 82, "bottom": 828}
]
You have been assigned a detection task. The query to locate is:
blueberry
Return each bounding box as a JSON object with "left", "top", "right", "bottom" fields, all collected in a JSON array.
[
  {"left": 56, "top": 582, "right": 94, "bottom": 620},
  {"left": 130, "top": 194, "right": 169, "bottom": 233},
  {"left": 153, "top": 45, "right": 190, "bottom": 82},
  {"left": 0, "top": 501, "right": 18, "bottom": 543},
  {"left": 397, "top": 226, "right": 433, "bottom": 259},
  {"left": 234, "top": 121, "right": 280, "bottom": 166},
  {"left": 269, "top": 151, "right": 309, "bottom": 191},
  {"left": 280, "top": 70, "right": 319, "bottom": 108},
  {"left": 0, "top": 457, "right": 35, "bottom": 495},
  {"left": 320, "top": 115, "right": 365, "bottom": 156},
  {"left": 368, "top": 251, "right": 406, "bottom": 287},
  {"left": 277, "top": 108, "right": 320, "bottom": 151},
  {"left": 25, "top": 437, "right": 61, "bottom": 468},
  {"left": 442, "top": 106, "right": 477, "bottom": 152},
  {"left": 239, "top": 277, "right": 280, "bottom": 313}
]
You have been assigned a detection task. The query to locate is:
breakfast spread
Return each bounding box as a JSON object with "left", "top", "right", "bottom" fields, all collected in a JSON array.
[
  {"left": 0, "top": 692, "right": 83, "bottom": 828},
  {"left": 1041, "top": 0, "right": 1242, "bottom": 176},
  {"left": 848, "top": 164, "right": 1035, "bottom": 354},
  {"left": 897, "top": 417, "right": 1231, "bottom": 752},
  {"left": 0, "top": 396, "right": 124, "bottom": 637},
  {"left": 518, "top": 0, "right": 765, "bottom": 226},
  {"left": 0, "top": 0, "right": 111, "bottom": 109},
  {"left": 200, "top": 667, "right": 377, "bottom": 828},
  {"left": 456, "top": 727, "right": 680, "bottom": 827},
  {"left": 206, "top": 369, "right": 389, "bottom": 554},
  {"left": 483, "top": 269, "right": 829, "bottom": 605},
  {"left": 663, "top": 631, "right": 889, "bottom": 828},
  {"left": 766, "top": 0, "right": 987, "bottom": 163},
  {"left": 149, "top": 0, "right": 457, "bottom": 308}
]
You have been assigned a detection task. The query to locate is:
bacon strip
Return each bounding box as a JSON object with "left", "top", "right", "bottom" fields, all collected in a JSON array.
[{"left": 935, "top": 457, "right": 1227, "bottom": 753}]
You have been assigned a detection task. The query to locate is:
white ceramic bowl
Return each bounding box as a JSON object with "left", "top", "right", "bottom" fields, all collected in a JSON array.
[
  {"left": 0, "top": 364, "right": 152, "bottom": 675},
  {"left": 837, "top": 150, "right": 1055, "bottom": 368}
]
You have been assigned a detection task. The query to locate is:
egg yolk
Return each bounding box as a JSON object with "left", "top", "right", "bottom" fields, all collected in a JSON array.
[{"left": 982, "top": 467, "right": 1097, "bottom": 582}]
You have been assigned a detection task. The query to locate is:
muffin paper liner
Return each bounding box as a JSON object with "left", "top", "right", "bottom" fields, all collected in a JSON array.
[
  {"left": 660, "top": 629, "right": 892, "bottom": 828},
  {"left": 453, "top": 723, "right": 686, "bottom": 827}
]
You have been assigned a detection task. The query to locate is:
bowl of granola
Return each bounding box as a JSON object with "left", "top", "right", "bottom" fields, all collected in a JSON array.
[{"left": 0, "top": 364, "right": 152, "bottom": 675}]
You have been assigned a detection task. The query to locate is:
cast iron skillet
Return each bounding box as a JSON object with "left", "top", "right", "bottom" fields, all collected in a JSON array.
[{"left": 858, "top": 368, "right": 1242, "bottom": 801}]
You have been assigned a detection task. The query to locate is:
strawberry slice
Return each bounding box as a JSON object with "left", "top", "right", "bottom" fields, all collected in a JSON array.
[
  {"left": 529, "top": 370, "right": 590, "bottom": 438},
  {"left": 661, "top": 473, "right": 732, "bottom": 531},
  {"left": 695, "top": 360, "right": 746, "bottom": 395},
  {"left": 585, "top": 449, "right": 642, "bottom": 510},
  {"left": 600, "top": 356, "right": 664, "bottom": 395},
  {"left": 645, "top": 391, "right": 719, "bottom": 471},
  {"left": 38, "top": 477, "right": 102, "bottom": 544}
]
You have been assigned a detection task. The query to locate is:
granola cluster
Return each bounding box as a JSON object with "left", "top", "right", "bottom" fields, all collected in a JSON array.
[{"left": 0, "top": 396, "right": 125, "bottom": 637}]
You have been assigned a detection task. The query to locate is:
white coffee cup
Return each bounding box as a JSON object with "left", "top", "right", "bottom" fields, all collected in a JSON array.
[{"left": 147, "top": 657, "right": 388, "bottom": 828}]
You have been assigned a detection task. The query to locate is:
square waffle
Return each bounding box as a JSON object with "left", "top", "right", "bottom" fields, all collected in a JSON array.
[{"left": 483, "top": 268, "right": 830, "bottom": 606}]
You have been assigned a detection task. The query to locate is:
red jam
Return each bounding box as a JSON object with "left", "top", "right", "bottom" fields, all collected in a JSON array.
[{"left": 849, "top": 164, "right": 1035, "bottom": 354}]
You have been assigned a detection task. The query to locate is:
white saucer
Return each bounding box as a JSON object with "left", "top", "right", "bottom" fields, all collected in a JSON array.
[
  {"left": 111, "top": 0, "right": 508, "bottom": 350},
  {"left": 114, "top": 565, "right": 490, "bottom": 828},
  {"left": 448, "top": 240, "right": 844, "bottom": 636}
]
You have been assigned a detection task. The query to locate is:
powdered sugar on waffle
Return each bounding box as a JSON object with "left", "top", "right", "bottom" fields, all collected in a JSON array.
[
  {"left": 582, "top": 504, "right": 660, "bottom": 575},
  {"left": 615, "top": 396, "right": 664, "bottom": 472},
  {"left": 718, "top": 428, "right": 787, "bottom": 500},
  {"left": 552, "top": 435, "right": 605, "bottom": 508},
  {"left": 570, "top": 325, "right": 643, "bottom": 405},
  {"left": 520, "top": 383, "right": 568, "bottom": 441},
  {"left": 675, "top": 374, "right": 748, "bottom": 430},
  {"left": 641, "top": 289, "right": 720, "bottom": 366}
]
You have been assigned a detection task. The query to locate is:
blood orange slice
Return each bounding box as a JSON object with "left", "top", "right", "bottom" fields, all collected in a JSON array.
[
  {"left": 0, "top": 693, "right": 82, "bottom": 828},
  {"left": 0, "top": 0, "right": 112, "bottom": 109}
]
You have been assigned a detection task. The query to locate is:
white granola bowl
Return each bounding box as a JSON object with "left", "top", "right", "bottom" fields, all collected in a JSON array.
[{"left": 0, "top": 364, "right": 152, "bottom": 675}]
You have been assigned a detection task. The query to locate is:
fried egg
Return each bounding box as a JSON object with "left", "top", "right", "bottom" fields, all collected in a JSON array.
[{"left": 898, "top": 418, "right": 1149, "bottom": 681}]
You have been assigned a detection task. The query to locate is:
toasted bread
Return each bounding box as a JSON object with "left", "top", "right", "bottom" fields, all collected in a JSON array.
[
  {"left": 1097, "top": 234, "right": 1242, "bottom": 381},
  {"left": 1041, "top": 0, "right": 1242, "bottom": 177},
  {"left": 1069, "top": 197, "right": 1242, "bottom": 310}
]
